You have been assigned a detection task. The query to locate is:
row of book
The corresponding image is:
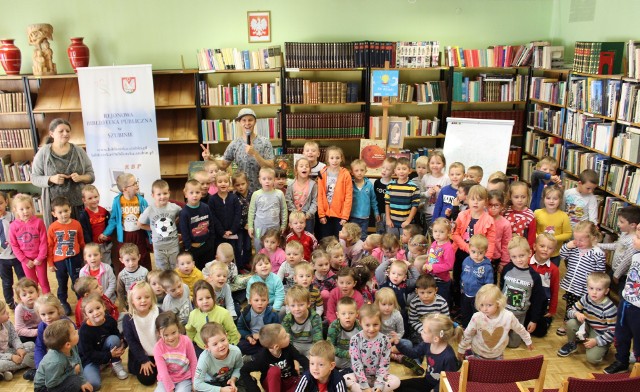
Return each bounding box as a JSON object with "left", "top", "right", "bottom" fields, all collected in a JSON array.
[
  {"left": 611, "top": 126, "right": 640, "bottom": 164},
  {"left": 508, "top": 146, "right": 523, "bottom": 168},
  {"left": 529, "top": 77, "right": 566, "bottom": 105},
  {"left": 198, "top": 80, "right": 281, "bottom": 106},
  {"left": 521, "top": 158, "right": 536, "bottom": 183},
  {"left": 564, "top": 148, "right": 609, "bottom": 186},
  {"left": 451, "top": 109, "right": 525, "bottom": 135},
  {"left": 600, "top": 196, "right": 626, "bottom": 233},
  {"left": 197, "top": 46, "right": 282, "bottom": 71},
  {"left": 0, "top": 129, "right": 33, "bottom": 149},
  {"left": 0, "top": 155, "right": 31, "bottom": 182},
  {"left": 285, "top": 112, "right": 365, "bottom": 139},
  {"left": 617, "top": 81, "right": 640, "bottom": 123},
  {"left": 531, "top": 44, "right": 565, "bottom": 69},
  {"left": 284, "top": 79, "right": 360, "bottom": 104},
  {"left": 444, "top": 44, "right": 535, "bottom": 68},
  {"left": 452, "top": 73, "right": 528, "bottom": 103},
  {"left": 527, "top": 105, "right": 565, "bottom": 136},
  {"left": 567, "top": 76, "right": 620, "bottom": 118},
  {"left": 626, "top": 40, "right": 640, "bottom": 80},
  {"left": 571, "top": 41, "right": 625, "bottom": 75},
  {"left": 370, "top": 81, "right": 447, "bottom": 104},
  {"left": 565, "top": 111, "right": 613, "bottom": 154},
  {"left": 524, "top": 130, "right": 563, "bottom": 160},
  {"left": 607, "top": 164, "right": 640, "bottom": 204},
  {"left": 0, "top": 92, "right": 27, "bottom": 113},
  {"left": 394, "top": 41, "right": 441, "bottom": 69},
  {"left": 0, "top": 189, "right": 44, "bottom": 213},
  {"left": 368, "top": 116, "right": 440, "bottom": 139},
  {"left": 201, "top": 117, "right": 280, "bottom": 143}
]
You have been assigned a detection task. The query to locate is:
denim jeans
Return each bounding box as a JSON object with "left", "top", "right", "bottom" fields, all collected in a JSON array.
[
  {"left": 54, "top": 255, "right": 82, "bottom": 304},
  {"left": 83, "top": 334, "right": 122, "bottom": 390},
  {"left": 0, "top": 257, "right": 24, "bottom": 306},
  {"left": 349, "top": 217, "right": 369, "bottom": 241}
]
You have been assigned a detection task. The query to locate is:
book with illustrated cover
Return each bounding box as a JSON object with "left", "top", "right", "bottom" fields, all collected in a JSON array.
[
  {"left": 274, "top": 154, "right": 295, "bottom": 178},
  {"left": 360, "top": 139, "right": 387, "bottom": 177}
]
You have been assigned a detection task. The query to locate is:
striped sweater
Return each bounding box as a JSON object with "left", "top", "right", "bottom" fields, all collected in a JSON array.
[
  {"left": 408, "top": 294, "right": 449, "bottom": 334},
  {"left": 567, "top": 294, "right": 617, "bottom": 346},
  {"left": 598, "top": 233, "right": 638, "bottom": 279},
  {"left": 384, "top": 179, "right": 420, "bottom": 224},
  {"left": 559, "top": 244, "right": 606, "bottom": 296}
]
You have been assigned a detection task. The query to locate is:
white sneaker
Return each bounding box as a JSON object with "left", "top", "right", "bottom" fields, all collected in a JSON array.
[
  {"left": 111, "top": 361, "right": 128, "bottom": 380},
  {"left": 2, "top": 371, "right": 13, "bottom": 381}
]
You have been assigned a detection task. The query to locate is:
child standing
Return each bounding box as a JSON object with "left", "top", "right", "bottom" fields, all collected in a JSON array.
[
  {"left": 281, "top": 285, "right": 322, "bottom": 356},
  {"left": 47, "top": 196, "right": 85, "bottom": 316},
  {"left": 249, "top": 167, "right": 288, "bottom": 252},
  {"left": 78, "top": 294, "right": 128, "bottom": 387},
  {"left": 78, "top": 243, "right": 116, "bottom": 303},
  {"left": 598, "top": 206, "right": 640, "bottom": 293},
  {"left": 0, "top": 191, "right": 24, "bottom": 309},
  {"left": 275, "top": 169, "right": 289, "bottom": 194},
  {"left": 530, "top": 156, "right": 562, "bottom": 211},
  {"left": 193, "top": 170, "right": 213, "bottom": 204},
  {"left": 9, "top": 194, "right": 49, "bottom": 294},
  {"left": 286, "top": 210, "right": 318, "bottom": 262},
  {"left": 312, "top": 249, "right": 336, "bottom": 306},
  {"left": 534, "top": 185, "right": 571, "bottom": 266},
  {"left": 433, "top": 162, "right": 465, "bottom": 220},
  {"left": 245, "top": 254, "right": 285, "bottom": 313},
  {"left": 138, "top": 179, "right": 181, "bottom": 271},
  {"left": 286, "top": 158, "right": 318, "bottom": 234},
  {"left": 295, "top": 341, "right": 348, "bottom": 392},
  {"left": 122, "top": 281, "right": 159, "bottom": 386},
  {"left": 557, "top": 272, "right": 617, "bottom": 364},
  {"left": 233, "top": 170, "right": 253, "bottom": 272},
  {"left": 466, "top": 166, "right": 483, "bottom": 183},
  {"left": 304, "top": 141, "right": 326, "bottom": 181},
  {"left": 160, "top": 270, "right": 192, "bottom": 326},
  {"left": 13, "top": 278, "right": 41, "bottom": 344},
  {"left": 504, "top": 181, "right": 537, "bottom": 249},
  {"left": 78, "top": 185, "right": 111, "bottom": 267},
  {"left": 345, "top": 304, "right": 400, "bottom": 392},
  {"left": 325, "top": 267, "right": 365, "bottom": 324},
  {"left": 175, "top": 251, "right": 204, "bottom": 295},
  {"left": 179, "top": 179, "right": 215, "bottom": 270},
  {"left": 194, "top": 322, "right": 243, "bottom": 392},
  {"left": 349, "top": 159, "right": 379, "bottom": 240},
  {"left": 33, "top": 319, "right": 90, "bottom": 392},
  {"left": 374, "top": 158, "right": 397, "bottom": 235},
  {"left": 424, "top": 218, "right": 455, "bottom": 304},
  {"left": 384, "top": 157, "right": 420, "bottom": 238},
  {"left": 259, "top": 228, "right": 286, "bottom": 273},
  {"left": 203, "top": 160, "right": 219, "bottom": 196},
  {"left": 487, "top": 190, "right": 512, "bottom": 279},
  {"left": 115, "top": 243, "right": 149, "bottom": 310},
  {"left": 529, "top": 233, "right": 560, "bottom": 337},
  {"left": 154, "top": 311, "right": 197, "bottom": 392},
  {"left": 209, "top": 171, "right": 241, "bottom": 255},
  {"left": 406, "top": 275, "right": 450, "bottom": 345},
  {"left": 103, "top": 173, "right": 151, "bottom": 272},
  {"left": 500, "top": 236, "right": 547, "bottom": 348},
  {"left": 458, "top": 284, "right": 533, "bottom": 360},
  {"left": 0, "top": 299, "right": 35, "bottom": 380},
  {"left": 459, "top": 235, "right": 494, "bottom": 327},
  {"left": 236, "top": 282, "right": 280, "bottom": 358},
  {"left": 557, "top": 221, "right": 606, "bottom": 336},
  {"left": 564, "top": 169, "right": 599, "bottom": 227},
  {"left": 420, "top": 151, "right": 450, "bottom": 233},
  {"left": 339, "top": 222, "right": 364, "bottom": 266},
  {"left": 317, "top": 146, "right": 353, "bottom": 240},
  {"left": 278, "top": 240, "right": 305, "bottom": 291},
  {"left": 240, "top": 324, "right": 308, "bottom": 392}
]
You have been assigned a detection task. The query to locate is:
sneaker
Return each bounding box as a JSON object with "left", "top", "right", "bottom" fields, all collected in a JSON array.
[
  {"left": 400, "top": 355, "right": 425, "bottom": 376},
  {"left": 23, "top": 368, "right": 36, "bottom": 381},
  {"left": 604, "top": 360, "right": 629, "bottom": 374},
  {"left": 557, "top": 341, "right": 578, "bottom": 357},
  {"left": 61, "top": 302, "right": 72, "bottom": 316},
  {"left": 2, "top": 371, "right": 12, "bottom": 381},
  {"left": 556, "top": 327, "right": 566, "bottom": 336},
  {"left": 111, "top": 361, "right": 128, "bottom": 380}
]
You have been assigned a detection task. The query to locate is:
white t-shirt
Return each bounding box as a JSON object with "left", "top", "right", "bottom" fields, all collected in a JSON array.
[{"left": 421, "top": 174, "right": 451, "bottom": 214}]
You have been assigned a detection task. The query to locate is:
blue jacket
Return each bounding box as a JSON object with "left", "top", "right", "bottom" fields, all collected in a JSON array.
[
  {"left": 236, "top": 305, "right": 280, "bottom": 339},
  {"left": 350, "top": 178, "right": 379, "bottom": 219},
  {"left": 103, "top": 193, "right": 150, "bottom": 242},
  {"left": 530, "top": 170, "right": 551, "bottom": 211},
  {"left": 433, "top": 184, "right": 458, "bottom": 219},
  {"left": 245, "top": 272, "right": 285, "bottom": 311},
  {"left": 461, "top": 257, "right": 494, "bottom": 297}
]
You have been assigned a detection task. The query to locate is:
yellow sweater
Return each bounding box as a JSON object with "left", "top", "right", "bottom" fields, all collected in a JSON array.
[
  {"left": 176, "top": 267, "right": 204, "bottom": 295},
  {"left": 534, "top": 208, "right": 572, "bottom": 257}
]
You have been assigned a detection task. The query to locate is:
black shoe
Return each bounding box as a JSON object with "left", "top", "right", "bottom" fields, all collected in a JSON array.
[
  {"left": 62, "top": 302, "right": 72, "bottom": 316},
  {"left": 23, "top": 368, "right": 36, "bottom": 381},
  {"left": 557, "top": 341, "right": 577, "bottom": 357},
  {"left": 604, "top": 360, "right": 629, "bottom": 374}
]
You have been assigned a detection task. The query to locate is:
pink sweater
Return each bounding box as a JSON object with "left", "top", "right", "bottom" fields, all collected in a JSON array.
[
  {"left": 325, "top": 287, "right": 364, "bottom": 323},
  {"left": 371, "top": 248, "right": 406, "bottom": 263},
  {"left": 9, "top": 216, "right": 47, "bottom": 263},
  {"left": 154, "top": 334, "right": 197, "bottom": 392},
  {"left": 492, "top": 216, "right": 513, "bottom": 265},
  {"left": 14, "top": 303, "right": 40, "bottom": 338},
  {"left": 259, "top": 247, "right": 286, "bottom": 273}
]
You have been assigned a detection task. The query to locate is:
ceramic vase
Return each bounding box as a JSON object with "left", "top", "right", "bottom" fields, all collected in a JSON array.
[
  {"left": 67, "top": 37, "right": 89, "bottom": 72},
  {"left": 0, "top": 39, "right": 21, "bottom": 75}
]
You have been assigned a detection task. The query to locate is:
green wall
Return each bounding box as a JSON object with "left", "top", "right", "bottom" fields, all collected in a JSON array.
[{"left": 2, "top": 0, "right": 554, "bottom": 74}]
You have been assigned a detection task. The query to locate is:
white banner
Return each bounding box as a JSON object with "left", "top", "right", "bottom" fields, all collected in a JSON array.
[{"left": 78, "top": 65, "right": 160, "bottom": 209}]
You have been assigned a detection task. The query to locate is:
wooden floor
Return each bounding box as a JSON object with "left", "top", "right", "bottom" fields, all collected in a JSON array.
[{"left": 0, "top": 265, "right": 625, "bottom": 391}]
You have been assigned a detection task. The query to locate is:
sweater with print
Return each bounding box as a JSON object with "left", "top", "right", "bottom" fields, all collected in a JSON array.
[
  {"left": 154, "top": 334, "right": 197, "bottom": 392},
  {"left": 179, "top": 202, "right": 214, "bottom": 249},
  {"left": 499, "top": 263, "right": 546, "bottom": 323},
  {"left": 567, "top": 294, "right": 617, "bottom": 346},
  {"left": 458, "top": 309, "right": 532, "bottom": 359},
  {"left": 9, "top": 216, "right": 47, "bottom": 264},
  {"left": 349, "top": 331, "right": 393, "bottom": 390}
]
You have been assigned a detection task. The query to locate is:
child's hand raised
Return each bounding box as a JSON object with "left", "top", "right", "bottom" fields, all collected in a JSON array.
[{"left": 566, "top": 240, "right": 576, "bottom": 249}]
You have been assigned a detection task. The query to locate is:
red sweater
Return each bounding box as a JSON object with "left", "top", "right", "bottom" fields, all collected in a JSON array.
[
  {"left": 286, "top": 230, "right": 318, "bottom": 261},
  {"left": 504, "top": 207, "right": 537, "bottom": 249},
  {"left": 47, "top": 219, "right": 85, "bottom": 265}
]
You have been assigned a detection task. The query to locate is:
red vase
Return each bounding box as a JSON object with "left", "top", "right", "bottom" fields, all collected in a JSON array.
[
  {"left": 0, "top": 39, "right": 21, "bottom": 75},
  {"left": 67, "top": 37, "right": 89, "bottom": 72}
]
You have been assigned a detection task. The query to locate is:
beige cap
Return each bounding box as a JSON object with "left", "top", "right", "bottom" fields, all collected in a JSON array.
[{"left": 236, "top": 108, "right": 257, "bottom": 120}]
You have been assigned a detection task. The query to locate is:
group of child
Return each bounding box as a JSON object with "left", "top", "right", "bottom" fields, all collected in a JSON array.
[{"left": 0, "top": 139, "right": 639, "bottom": 392}]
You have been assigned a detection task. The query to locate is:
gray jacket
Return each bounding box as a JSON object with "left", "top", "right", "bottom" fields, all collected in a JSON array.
[{"left": 285, "top": 180, "right": 318, "bottom": 217}]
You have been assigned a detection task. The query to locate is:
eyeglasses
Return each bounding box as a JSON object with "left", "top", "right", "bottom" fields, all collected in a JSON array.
[
  {"left": 127, "top": 181, "right": 139, "bottom": 188},
  {"left": 488, "top": 204, "right": 502, "bottom": 208}
]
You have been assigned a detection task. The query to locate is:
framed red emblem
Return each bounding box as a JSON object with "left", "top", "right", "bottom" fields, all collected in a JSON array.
[
  {"left": 121, "top": 77, "right": 136, "bottom": 94},
  {"left": 247, "top": 11, "right": 271, "bottom": 43}
]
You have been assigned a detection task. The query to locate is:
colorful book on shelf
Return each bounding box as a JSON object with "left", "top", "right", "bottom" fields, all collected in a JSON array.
[
  {"left": 285, "top": 112, "right": 365, "bottom": 139},
  {"left": 197, "top": 46, "right": 282, "bottom": 71},
  {"left": 200, "top": 80, "right": 281, "bottom": 106},
  {"left": 612, "top": 126, "right": 640, "bottom": 163},
  {"left": 572, "top": 41, "right": 624, "bottom": 75},
  {"left": 533, "top": 45, "right": 565, "bottom": 69},
  {"left": 201, "top": 117, "right": 280, "bottom": 143},
  {"left": 444, "top": 44, "right": 536, "bottom": 67},
  {"left": 528, "top": 105, "right": 565, "bottom": 136},
  {"left": 286, "top": 78, "right": 360, "bottom": 104}
]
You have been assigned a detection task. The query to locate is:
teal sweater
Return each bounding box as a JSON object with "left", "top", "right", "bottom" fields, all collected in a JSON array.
[{"left": 34, "top": 346, "right": 86, "bottom": 389}]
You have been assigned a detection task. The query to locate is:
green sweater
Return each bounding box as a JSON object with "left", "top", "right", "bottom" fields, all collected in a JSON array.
[
  {"left": 281, "top": 309, "right": 322, "bottom": 355},
  {"left": 186, "top": 305, "right": 240, "bottom": 349},
  {"left": 34, "top": 346, "right": 86, "bottom": 389}
]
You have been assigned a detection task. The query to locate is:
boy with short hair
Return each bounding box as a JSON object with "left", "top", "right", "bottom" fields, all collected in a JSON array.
[
  {"left": 34, "top": 319, "right": 92, "bottom": 392},
  {"left": 349, "top": 159, "right": 379, "bottom": 240},
  {"left": 179, "top": 179, "right": 216, "bottom": 270},
  {"left": 236, "top": 282, "right": 279, "bottom": 358},
  {"left": 78, "top": 185, "right": 111, "bottom": 266},
  {"left": 138, "top": 179, "right": 181, "bottom": 270},
  {"left": 286, "top": 210, "right": 318, "bottom": 262},
  {"left": 339, "top": 222, "right": 364, "bottom": 266},
  {"left": 466, "top": 165, "right": 483, "bottom": 184},
  {"left": 294, "top": 262, "right": 323, "bottom": 316},
  {"left": 327, "top": 297, "right": 361, "bottom": 371},
  {"left": 529, "top": 232, "right": 560, "bottom": 337},
  {"left": 449, "top": 180, "right": 476, "bottom": 221},
  {"left": 500, "top": 236, "right": 547, "bottom": 348},
  {"left": 174, "top": 251, "right": 204, "bottom": 294},
  {"left": 194, "top": 322, "right": 243, "bottom": 392},
  {"left": 279, "top": 240, "right": 305, "bottom": 291},
  {"left": 486, "top": 171, "right": 508, "bottom": 193},
  {"left": 248, "top": 167, "right": 288, "bottom": 252},
  {"left": 407, "top": 274, "right": 449, "bottom": 343},
  {"left": 295, "top": 340, "right": 348, "bottom": 392},
  {"left": 193, "top": 170, "right": 213, "bottom": 204},
  {"left": 564, "top": 169, "right": 599, "bottom": 227},
  {"left": 433, "top": 162, "right": 465, "bottom": 220},
  {"left": 558, "top": 272, "right": 617, "bottom": 365},
  {"left": 47, "top": 196, "right": 86, "bottom": 316},
  {"left": 160, "top": 269, "right": 192, "bottom": 325},
  {"left": 275, "top": 169, "right": 289, "bottom": 194},
  {"left": 240, "top": 324, "right": 309, "bottom": 392},
  {"left": 115, "top": 243, "right": 148, "bottom": 310},
  {"left": 282, "top": 285, "right": 322, "bottom": 356},
  {"left": 460, "top": 234, "right": 494, "bottom": 327},
  {"left": 374, "top": 157, "right": 397, "bottom": 234},
  {"left": 598, "top": 206, "right": 640, "bottom": 291},
  {"left": 304, "top": 141, "right": 325, "bottom": 181},
  {"left": 385, "top": 157, "right": 420, "bottom": 238},
  {"left": 530, "top": 156, "right": 562, "bottom": 210},
  {"left": 400, "top": 224, "right": 422, "bottom": 255},
  {"left": 73, "top": 276, "right": 119, "bottom": 327}
]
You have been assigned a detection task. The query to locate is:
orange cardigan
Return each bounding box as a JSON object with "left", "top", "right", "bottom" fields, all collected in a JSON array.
[
  {"left": 317, "top": 166, "right": 353, "bottom": 220},
  {"left": 452, "top": 209, "right": 496, "bottom": 259}
]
